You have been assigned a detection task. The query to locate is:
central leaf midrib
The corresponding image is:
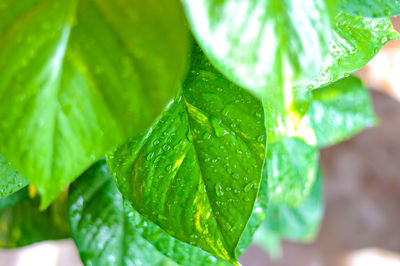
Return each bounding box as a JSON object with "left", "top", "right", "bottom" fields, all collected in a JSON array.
[{"left": 181, "top": 96, "right": 235, "bottom": 262}]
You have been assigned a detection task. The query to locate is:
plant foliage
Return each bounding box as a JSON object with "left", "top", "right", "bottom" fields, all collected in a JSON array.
[{"left": 0, "top": 0, "right": 398, "bottom": 265}]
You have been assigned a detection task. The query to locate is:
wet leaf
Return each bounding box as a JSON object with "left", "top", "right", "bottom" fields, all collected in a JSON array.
[
  {"left": 304, "top": 12, "right": 399, "bottom": 89},
  {"left": 0, "top": 154, "right": 28, "bottom": 198},
  {"left": 0, "top": 187, "right": 70, "bottom": 248},
  {"left": 0, "top": 0, "right": 188, "bottom": 208},
  {"left": 338, "top": 0, "right": 400, "bottom": 17},
  {"left": 68, "top": 160, "right": 226, "bottom": 266},
  {"left": 181, "top": 0, "right": 337, "bottom": 98},
  {"left": 108, "top": 48, "right": 266, "bottom": 264}
]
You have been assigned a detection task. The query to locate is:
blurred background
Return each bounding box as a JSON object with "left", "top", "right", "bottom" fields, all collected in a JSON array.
[{"left": 1, "top": 16, "right": 400, "bottom": 266}]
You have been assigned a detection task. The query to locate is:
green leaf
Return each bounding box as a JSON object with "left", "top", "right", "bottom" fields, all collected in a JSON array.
[
  {"left": 305, "top": 12, "right": 399, "bottom": 89},
  {"left": 0, "top": 0, "right": 188, "bottom": 208},
  {"left": 303, "top": 76, "right": 376, "bottom": 147},
  {"left": 0, "top": 154, "right": 28, "bottom": 198},
  {"left": 0, "top": 187, "right": 70, "bottom": 248},
  {"left": 181, "top": 0, "right": 337, "bottom": 98},
  {"left": 236, "top": 160, "right": 269, "bottom": 256},
  {"left": 264, "top": 76, "right": 374, "bottom": 205},
  {"left": 254, "top": 169, "right": 323, "bottom": 255},
  {"left": 267, "top": 137, "right": 318, "bottom": 206},
  {"left": 68, "top": 160, "right": 226, "bottom": 266},
  {"left": 338, "top": 0, "right": 400, "bottom": 17},
  {"left": 108, "top": 47, "right": 266, "bottom": 264}
]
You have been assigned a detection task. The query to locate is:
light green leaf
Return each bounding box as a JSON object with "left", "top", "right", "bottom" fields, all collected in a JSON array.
[
  {"left": 181, "top": 0, "right": 337, "bottom": 98},
  {"left": 0, "top": 187, "right": 70, "bottom": 248},
  {"left": 68, "top": 160, "right": 226, "bottom": 266},
  {"left": 0, "top": 154, "right": 28, "bottom": 198},
  {"left": 264, "top": 76, "right": 374, "bottom": 205},
  {"left": 108, "top": 47, "right": 266, "bottom": 264},
  {"left": 254, "top": 170, "right": 323, "bottom": 255},
  {"left": 267, "top": 138, "right": 318, "bottom": 206},
  {"left": 304, "top": 12, "right": 399, "bottom": 89},
  {"left": 0, "top": 0, "right": 188, "bottom": 208},
  {"left": 338, "top": 0, "right": 400, "bottom": 17},
  {"left": 303, "top": 76, "right": 376, "bottom": 147}
]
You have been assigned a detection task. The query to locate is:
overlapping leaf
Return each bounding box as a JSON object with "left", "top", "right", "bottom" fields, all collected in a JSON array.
[
  {"left": 254, "top": 170, "right": 323, "bottom": 255},
  {"left": 68, "top": 160, "right": 228, "bottom": 266},
  {"left": 0, "top": 187, "right": 70, "bottom": 248},
  {"left": 0, "top": 154, "right": 28, "bottom": 198},
  {"left": 303, "top": 12, "right": 399, "bottom": 89},
  {"left": 0, "top": 0, "right": 188, "bottom": 208},
  {"left": 108, "top": 48, "right": 266, "bottom": 264},
  {"left": 302, "top": 76, "right": 376, "bottom": 147},
  {"left": 181, "top": 0, "right": 337, "bottom": 98},
  {"left": 338, "top": 0, "right": 400, "bottom": 17},
  {"left": 265, "top": 76, "right": 375, "bottom": 206}
]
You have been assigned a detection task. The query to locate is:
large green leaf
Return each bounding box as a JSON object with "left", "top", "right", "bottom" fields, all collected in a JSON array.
[
  {"left": 181, "top": 0, "right": 337, "bottom": 98},
  {"left": 0, "top": 154, "right": 28, "bottom": 198},
  {"left": 304, "top": 12, "right": 399, "bottom": 89},
  {"left": 0, "top": 0, "right": 188, "bottom": 208},
  {"left": 303, "top": 76, "right": 376, "bottom": 147},
  {"left": 0, "top": 187, "right": 70, "bottom": 248},
  {"left": 68, "top": 160, "right": 227, "bottom": 266},
  {"left": 338, "top": 0, "right": 400, "bottom": 17},
  {"left": 108, "top": 48, "right": 266, "bottom": 264},
  {"left": 254, "top": 170, "right": 323, "bottom": 255}
]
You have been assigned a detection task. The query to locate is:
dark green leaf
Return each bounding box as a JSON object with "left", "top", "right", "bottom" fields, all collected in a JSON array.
[
  {"left": 0, "top": 0, "right": 188, "bottom": 208},
  {"left": 304, "top": 76, "right": 376, "bottom": 147},
  {"left": 0, "top": 154, "right": 28, "bottom": 198},
  {"left": 304, "top": 12, "right": 399, "bottom": 89},
  {"left": 108, "top": 48, "right": 266, "bottom": 264},
  {"left": 236, "top": 161, "right": 268, "bottom": 256},
  {"left": 68, "top": 160, "right": 225, "bottom": 266},
  {"left": 338, "top": 0, "right": 400, "bottom": 17},
  {"left": 181, "top": 0, "right": 337, "bottom": 98},
  {"left": 254, "top": 169, "right": 323, "bottom": 254},
  {"left": 0, "top": 187, "right": 70, "bottom": 248}
]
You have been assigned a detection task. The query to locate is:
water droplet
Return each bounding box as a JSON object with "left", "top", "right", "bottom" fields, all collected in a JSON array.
[
  {"left": 244, "top": 182, "right": 254, "bottom": 192},
  {"left": 215, "top": 183, "right": 224, "bottom": 197},
  {"left": 146, "top": 152, "right": 154, "bottom": 161},
  {"left": 202, "top": 132, "right": 212, "bottom": 140},
  {"left": 162, "top": 144, "right": 170, "bottom": 151},
  {"left": 210, "top": 116, "right": 228, "bottom": 137}
]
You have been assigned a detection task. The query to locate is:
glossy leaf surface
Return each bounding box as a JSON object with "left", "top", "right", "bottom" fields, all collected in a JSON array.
[
  {"left": 68, "top": 160, "right": 225, "bottom": 266},
  {"left": 0, "top": 154, "right": 28, "bottom": 198},
  {"left": 0, "top": 187, "right": 70, "bottom": 247},
  {"left": 254, "top": 170, "right": 323, "bottom": 254},
  {"left": 108, "top": 49, "right": 266, "bottom": 264},
  {"left": 339, "top": 0, "right": 400, "bottom": 17},
  {"left": 0, "top": 0, "right": 188, "bottom": 208},
  {"left": 181, "top": 0, "right": 337, "bottom": 98},
  {"left": 305, "top": 12, "right": 399, "bottom": 89}
]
